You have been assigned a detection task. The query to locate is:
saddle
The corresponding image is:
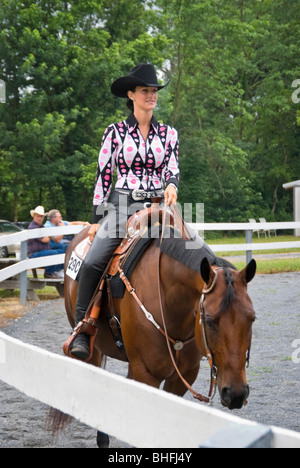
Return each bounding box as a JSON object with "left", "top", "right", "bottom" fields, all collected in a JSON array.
[
  {"left": 74, "top": 204, "right": 178, "bottom": 276},
  {"left": 109, "top": 204, "right": 173, "bottom": 275},
  {"left": 63, "top": 205, "right": 188, "bottom": 362}
]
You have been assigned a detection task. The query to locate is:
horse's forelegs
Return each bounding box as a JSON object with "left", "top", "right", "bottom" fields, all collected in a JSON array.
[
  {"left": 97, "top": 431, "right": 110, "bottom": 448},
  {"left": 163, "top": 365, "right": 200, "bottom": 397},
  {"left": 89, "top": 349, "right": 110, "bottom": 448},
  {"left": 129, "top": 361, "right": 161, "bottom": 388},
  {"left": 89, "top": 348, "right": 104, "bottom": 367}
]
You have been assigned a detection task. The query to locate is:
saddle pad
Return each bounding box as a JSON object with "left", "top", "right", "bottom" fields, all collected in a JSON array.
[{"left": 109, "top": 229, "right": 159, "bottom": 298}]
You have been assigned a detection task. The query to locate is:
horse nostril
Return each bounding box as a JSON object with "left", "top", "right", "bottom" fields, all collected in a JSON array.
[
  {"left": 221, "top": 385, "right": 249, "bottom": 410},
  {"left": 221, "top": 387, "right": 231, "bottom": 406}
]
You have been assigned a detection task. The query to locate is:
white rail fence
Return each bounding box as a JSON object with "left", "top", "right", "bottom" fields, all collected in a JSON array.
[
  {"left": 0, "top": 330, "right": 299, "bottom": 448},
  {"left": 0, "top": 225, "right": 84, "bottom": 304},
  {"left": 1, "top": 223, "right": 300, "bottom": 447},
  {"left": 194, "top": 222, "right": 300, "bottom": 263},
  {"left": 0, "top": 222, "right": 300, "bottom": 304}
]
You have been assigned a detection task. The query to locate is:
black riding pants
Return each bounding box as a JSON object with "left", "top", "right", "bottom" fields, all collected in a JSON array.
[{"left": 75, "top": 191, "right": 153, "bottom": 324}]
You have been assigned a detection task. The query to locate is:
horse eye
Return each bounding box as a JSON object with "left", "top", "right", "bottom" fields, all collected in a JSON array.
[{"left": 205, "top": 318, "right": 216, "bottom": 330}]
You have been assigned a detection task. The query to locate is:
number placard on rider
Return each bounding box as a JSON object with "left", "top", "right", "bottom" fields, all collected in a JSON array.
[{"left": 66, "top": 251, "right": 83, "bottom": 280}]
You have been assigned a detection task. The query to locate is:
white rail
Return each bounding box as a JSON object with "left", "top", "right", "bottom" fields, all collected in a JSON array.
[
  {"left": 0, "top": 225, "right": 84, "bottom": 248},
  {"left": 0, "top": 225, "right": 85, "bottom": 304},
  {"left": 0, "top": 222, "right": 300, "bottom": 304},
  {"left": 0, "top": 331, "right": 299, "bottom": 448},
  {"left": 193, "top": 222, "right": 300, "bottom": 262}
]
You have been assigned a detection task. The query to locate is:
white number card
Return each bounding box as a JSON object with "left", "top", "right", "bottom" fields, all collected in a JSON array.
[{"left": 66, "top": 251, "right": 83, "bottom": 280}]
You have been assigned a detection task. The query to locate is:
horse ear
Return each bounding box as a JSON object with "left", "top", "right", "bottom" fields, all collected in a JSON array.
[
  {"left": 200, "top": 257, "right": 212, "bottom": 285},
  {"left": 240, "top": 259, "right": 257, "bottom": 284}
]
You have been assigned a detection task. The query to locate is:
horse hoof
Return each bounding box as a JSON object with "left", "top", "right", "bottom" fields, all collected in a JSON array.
[{"left": 97, "top": 431, "right": 110, "bottom": 448}]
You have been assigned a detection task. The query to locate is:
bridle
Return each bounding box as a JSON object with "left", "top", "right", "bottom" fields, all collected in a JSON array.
[
  {"left": 157, "top": 206, "right": 251, "bottom": 404},
  {"left": 198, "top": 272, "right": 220, "bottom": 402},
  {"left": 156, "top": 205, "right": 219, "bottom": 404},
  {"left": 119, "top": 250, "right": 219, "bottom": 404},
  {"left": 118, "top": 205, "right": 251, "bottom": 404},
  {"left": 157, "top": 259, "right": 219, "bottom": 404}
]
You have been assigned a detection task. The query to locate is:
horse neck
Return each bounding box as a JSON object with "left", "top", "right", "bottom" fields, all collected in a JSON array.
[{"left": 160, "top": 253, "right": 202, "bottom": 334}]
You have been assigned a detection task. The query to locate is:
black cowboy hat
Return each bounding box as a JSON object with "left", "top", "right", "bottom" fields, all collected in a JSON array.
[{"left": 111, "top": 63, "right": 169, "bottom": 98}]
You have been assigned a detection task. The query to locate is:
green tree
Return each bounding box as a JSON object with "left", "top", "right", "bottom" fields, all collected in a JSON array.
[
  {"left": 0, "top": 0, "right": 168, "bottom": 221},
  {"left": 154, "top": 0, "right": 300, "bottom": 222},
  {"left": 1, "top": 0, "right": 299, "bottom": 224}
]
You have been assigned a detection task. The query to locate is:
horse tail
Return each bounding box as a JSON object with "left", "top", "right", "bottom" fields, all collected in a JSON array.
[
  {"left": 47, "top": 408, "right": 72, "bottom": 436},
  {"left": 100, "top": 353, "right": 107, "bottom": 369}
]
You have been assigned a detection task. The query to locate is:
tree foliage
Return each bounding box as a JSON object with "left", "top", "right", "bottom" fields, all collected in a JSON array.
[{"left": 0, "top": 0, "right": 299, "bottom": 223}]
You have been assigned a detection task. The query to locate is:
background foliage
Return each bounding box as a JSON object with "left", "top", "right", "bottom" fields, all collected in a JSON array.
[{"left": 0, "top": 0, "right": 299, "bottom": 223}]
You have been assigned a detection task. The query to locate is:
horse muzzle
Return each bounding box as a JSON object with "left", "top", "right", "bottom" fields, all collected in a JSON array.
[{"left": 221, "top": 384, "right": 250, "bottom": 410}]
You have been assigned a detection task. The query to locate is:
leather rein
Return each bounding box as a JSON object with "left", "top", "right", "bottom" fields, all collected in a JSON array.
[
  {"left": 156, "top": 205, "right": 218, "bottom": 404},
  {"left": 118, "top": 204, "right": 218, "bottom": 404}
]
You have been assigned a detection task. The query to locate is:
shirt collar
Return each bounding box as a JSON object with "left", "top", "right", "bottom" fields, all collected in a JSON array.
[{"left": 126, "top": 113, "right": 159, "bottom": 135}]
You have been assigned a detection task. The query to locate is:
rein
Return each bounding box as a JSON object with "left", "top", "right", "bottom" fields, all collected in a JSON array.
[
  {"left": 117, "top": 267, "right": 194, "bottom": 355},
  {"left": 157, "top": 205, "right": 218, "bottom": 404},
  {"left": 118, "top": 204, "right": 218, "bottom": 404}
]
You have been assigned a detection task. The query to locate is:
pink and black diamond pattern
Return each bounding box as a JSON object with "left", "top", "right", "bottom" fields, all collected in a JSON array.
[{"left": 93, "top": 114, "right": 180, "bottom": 205}]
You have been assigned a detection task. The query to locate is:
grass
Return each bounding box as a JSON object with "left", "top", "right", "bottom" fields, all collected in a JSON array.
[
  {"left": 0, "top": 284, "right": 60, "bottom": 300},
  {"left": 205, "top": 235, "right": 300, "bottom": 274},
  {"left": 207, "top": 235, "right": 300, "bottom": 255},
  {"left": 231, "top": 258, "right": 300, "bottom": 274},
  {"left": 0, "top": 235, "right": 299, "bottom": 306}
]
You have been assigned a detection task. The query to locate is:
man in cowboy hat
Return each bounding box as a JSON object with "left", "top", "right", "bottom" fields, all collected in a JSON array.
[{"left": 28, "top": 206, "right": 65, "bottom": 279}]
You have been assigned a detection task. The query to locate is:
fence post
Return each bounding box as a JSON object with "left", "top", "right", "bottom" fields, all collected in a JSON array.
[
  {"left": 199, "top": 422, "right": 273, "bottom": 448},
  {"left": 20, "top": 240, "right": 28, "bottom": 305},
  {"left": 245, "top": 229, "right": 253, "bottom": 264}
]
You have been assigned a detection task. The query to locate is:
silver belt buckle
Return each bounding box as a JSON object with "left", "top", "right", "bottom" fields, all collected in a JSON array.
[
  {"left": 155, "top": 189, "right": 164, "bottom": 198},
  {"left": 132, "top": 189, "right": 164, "bottom": 201},
  {"left": 132, "top": 189, "right": 146, "bottom": 201}
]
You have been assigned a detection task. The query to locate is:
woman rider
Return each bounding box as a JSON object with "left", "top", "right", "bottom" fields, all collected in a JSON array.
[{"left": 70, "top": 63, "right": 180, "bottom": 360}]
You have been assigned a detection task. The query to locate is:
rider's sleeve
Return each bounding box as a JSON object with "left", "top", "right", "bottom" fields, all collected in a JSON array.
[
  {"left": 92, "top": 125, "right": 118, "bottom": 222},
  {"left": 163, "top": 127, "right": 180, "bottom": 189}
]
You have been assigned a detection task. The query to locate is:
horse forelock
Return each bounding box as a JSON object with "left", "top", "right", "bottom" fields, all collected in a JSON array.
[{"left": 218, "top": 268, "right": 235, "bottom": 316}]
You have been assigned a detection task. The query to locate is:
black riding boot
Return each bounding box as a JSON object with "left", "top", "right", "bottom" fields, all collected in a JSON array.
[
  {"left": 70, "top": 204, "right": 127, "bottom": 360},
  {"left": 69, "top": 260, "right": 101, "bottom": 360}
]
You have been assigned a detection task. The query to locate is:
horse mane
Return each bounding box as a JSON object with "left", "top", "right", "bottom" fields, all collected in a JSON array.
[
  {"left": 157, "top": 236, "right": 237, "bottom": 316},
  {"left": 157, "top": 236, "right": 237, "bottom": 273}
]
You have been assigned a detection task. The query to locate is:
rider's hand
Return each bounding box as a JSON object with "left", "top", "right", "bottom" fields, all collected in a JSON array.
[
  {"left": 88, "top": 224, "right": 100, "bottom": 243},
  {"left": 164, "top": 185, "right": 178, "bottom": 206}
]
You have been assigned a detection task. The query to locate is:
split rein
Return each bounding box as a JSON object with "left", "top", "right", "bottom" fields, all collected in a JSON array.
[
  {"left": 118, "top": 204, "right": 218, "bottom": 404},
  {"left": 157, "top": 205, "right": 218, "bottom": 404}
]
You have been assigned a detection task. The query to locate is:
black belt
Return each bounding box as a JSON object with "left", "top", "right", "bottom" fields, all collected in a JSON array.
[{"left": 115, "top": 189, "right": 164, "bottom": 201}]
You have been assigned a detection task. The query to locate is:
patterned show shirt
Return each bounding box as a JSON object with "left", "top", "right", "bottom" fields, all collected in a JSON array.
[{"left": 93, "top": 114, "right": 180, "bottom": 206}]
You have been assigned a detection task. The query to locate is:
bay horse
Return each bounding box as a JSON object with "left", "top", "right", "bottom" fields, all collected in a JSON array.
[{"left": 63, "top": 224, "right": 256, "bottom": 447}]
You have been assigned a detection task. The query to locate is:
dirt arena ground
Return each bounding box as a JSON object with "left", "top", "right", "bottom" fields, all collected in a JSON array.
[{"left": 0, "top": 272, "right": 299, "bottom": 448}]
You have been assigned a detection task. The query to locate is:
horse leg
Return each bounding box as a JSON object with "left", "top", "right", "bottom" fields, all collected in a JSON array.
[
  {"left": 97, "top": 431, "right": 110, "bottom": 448},
  {"left": 89, "top": 347, "right": 104, "bottom": 368},
  {"left": 130, "top": 361, "right": 162, "bottom": 388},
  {"left": 89, "top": 349, "right": 110, "bottom": 448},
  {"left": 163, "top": 365, "right": 200, "bottom": 397},
  {"left": 127, "top": 364, "right": 133, "bottom": 379}
]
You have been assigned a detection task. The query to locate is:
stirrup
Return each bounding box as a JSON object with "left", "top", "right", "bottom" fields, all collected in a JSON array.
[{"left": 63, "top": 318, "right": 99, "bottom": 362}]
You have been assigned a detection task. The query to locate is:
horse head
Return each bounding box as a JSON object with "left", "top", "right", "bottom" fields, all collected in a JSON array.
[{"left": 195, "top": 257, "right": 257, "bottom": 410}]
